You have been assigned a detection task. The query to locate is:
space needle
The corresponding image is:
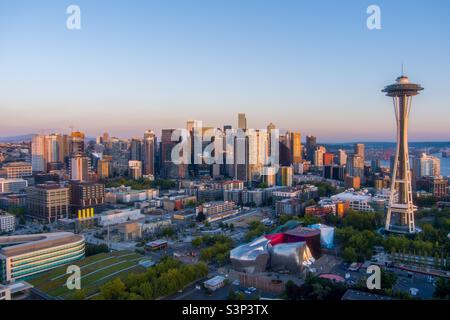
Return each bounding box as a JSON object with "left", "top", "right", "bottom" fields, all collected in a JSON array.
[{"left": 382, "top": 72, "right": 424, "bottom": 234}]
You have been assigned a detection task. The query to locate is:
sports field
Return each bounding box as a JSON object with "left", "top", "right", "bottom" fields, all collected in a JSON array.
[{"left": 28, "top": 251, "right": 146, "bottom": 300}]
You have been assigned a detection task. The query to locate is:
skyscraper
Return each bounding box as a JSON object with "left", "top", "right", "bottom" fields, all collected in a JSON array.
[
  {"left": 32, "top": 134, "right": 69, "bottom": 173},
  {"left": 289, "top": 132, "right": 302, "bottom": 164},
  {"left": 129, "top": 138, "right": 143, "bottom": 161},
  {"left": 346, "top": 154, "right": 364, "bottom": 180},
  {"left": 32, "top": 134, "right": 46, "bottom": 172},
  {"left": 305, "top": 136, "right": 317, "bottom": 162},
  {"left": 355, "top": 143, "right": 365, "bottom": 161},
  {"left": 383, "top": 74, "right": 423, "bottom": 234},
  {"left": 70, "top": 131, "right": 85, "bottom": 155},
  {"left": 70, "top": 154, "right": 90, "bottom": 182},
  {"left": 313, "top": 146, "right": 326, "bottom": 168},
  {"left": 143, "top": 130, "right": 156, "bottom": 176},
  {"left": 337, "top": 149, "right": 347, "bottom": 166},
  {"left": 238, "top": 113, "right": 247, "bottom": 130}
]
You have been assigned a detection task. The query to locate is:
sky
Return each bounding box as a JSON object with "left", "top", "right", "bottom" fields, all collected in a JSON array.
[{"left": 1, "top": 0, "right": 450, "bottom": 142}]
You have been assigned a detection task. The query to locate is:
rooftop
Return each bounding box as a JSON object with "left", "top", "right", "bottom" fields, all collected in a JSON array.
[{"left": 0, "top": 232, "right": 84, "bottom": 257}]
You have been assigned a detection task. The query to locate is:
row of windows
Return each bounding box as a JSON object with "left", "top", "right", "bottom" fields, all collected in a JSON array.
[
  {"left": 12, "top": 243, "right": 85, "bottom": 267},
  {"left": 12, "top": 252, "right": 85, "bottom": 279},
  {"left": 12, "top": 247, "right": 85, "bottom": 273},
  {"left": 11, "top": 239, "right": 85, "bottom": 262}
]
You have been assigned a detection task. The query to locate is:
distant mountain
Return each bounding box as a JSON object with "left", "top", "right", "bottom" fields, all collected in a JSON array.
[{"left": 0, "top": 134, "right": 34, "bottom": 143}]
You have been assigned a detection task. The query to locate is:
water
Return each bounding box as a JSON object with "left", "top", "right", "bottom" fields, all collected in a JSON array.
[{"left": 379, "top": 153, "right": 450, "bottom": 177}]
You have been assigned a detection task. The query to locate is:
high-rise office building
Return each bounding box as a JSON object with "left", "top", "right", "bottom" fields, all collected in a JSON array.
[
  {"left": 337, "top": 149, "right": 347, "bottom": 166},
  {"left": 305, "top": 136, "right": 317, "bottom": 162},
  {"left": 32, "top": 134, "right": 70, "bottom": 173},
  {"left": 277, "top": 166, "right": 293, "bottom": 187},
  {"left": 128, "top": 160, "right": 143, "bottom": 180},
  {"left": 32, "top": 135, "right": 46, "bottom": 172},
  {"left": 129, "top": 138, "right": 143, "bottom": 161},
  {"left": 70, "top": 155, "right": 90, "bottom": 182},
  {"left": 313, "top": 146, "right": 326, "bottom": 168},
  {"left": 97, "top": 156, "right": 112, "bottom": 179},
  {"left": 412, "top": 153, "right": 440, "bottom": 179},
  {"left": 279, "top": 134, "right": 292, "bottom": 166},
  {"left": 267, "top": 122, "right": 276, "bottom": 157},
  {"left": 355, "top": 143, "right": 365, "bottom": 160},
  {"left": 323, "top": 152, "right": 335, "bottom": 166},
  {"left": 247, "top": 130, "right": 269, "bottom": 181},
  {"left": 383, "top": 74, "right": 423, "bottom": 234},
  {"left": 143, "top": 130, "right": 156, "bottom": 176},
  {"left": 289, "top": 132, "right": 302, "bottom": 164},
  {"left": 238, "top": 113, "right": 247, "bottom": 130},
  {"left": 346, "top": 154, "right": 364, "bottom": 180},
  {"left": 161, "top": 129, "right": 185, "bottom": 179},
  {"left": 70, "top": 131, "right": 85, "bottom": 155}
]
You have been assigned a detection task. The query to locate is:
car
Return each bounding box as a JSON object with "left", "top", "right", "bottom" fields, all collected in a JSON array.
[
  {"left": 244, "top": 290, "right": 251, "bottom": 295},
  {"left": 195, "top": 285, "right": 201, "bottom": 290},
  {"left": 232, "top": 280, "right": 240, "bottom": 286}
]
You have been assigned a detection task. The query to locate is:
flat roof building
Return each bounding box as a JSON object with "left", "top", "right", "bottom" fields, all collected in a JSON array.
[
  {"left": 0, "top": 211, "right": 15, "bottom": 233},
  {"left": 26, "top": 184, "right": 69, "bottom": 223},
  {"left": 0, "top": 232, "right": 85, "bottom": 283}
]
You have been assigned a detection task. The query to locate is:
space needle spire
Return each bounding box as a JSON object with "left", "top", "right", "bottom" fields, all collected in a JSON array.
[{"left": 382, "top": 73, "right": 424, "bottom": 234}]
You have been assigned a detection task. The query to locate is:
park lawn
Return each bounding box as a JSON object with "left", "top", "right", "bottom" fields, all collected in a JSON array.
[
  {"left": 29, "top": 251, "right": 145, "bottom": 299},
  {"left": 64, "top": 265, "right": 146, "bottom": 299},
  {"left": 27, "top": 252, "right": 111, "bottom": 287}
]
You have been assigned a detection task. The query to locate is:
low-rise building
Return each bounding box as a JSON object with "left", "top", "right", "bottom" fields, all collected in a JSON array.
[
  {"left": 0, "top": 193, "right": 26, "bottom": 210},
  {"left": 0, "top": 178, "right": 28, "bottom": 194},
  {"left": 0, "top": 232, "right": 85, "bottom": 283},
  {"left": 197, "top": 201, "right": 239, "bottom": 222},
  {"left": 0, "top": 162, "right": 32, "bottom": 179},
  {"left": 26, "top": 183, "right": 69, "bottom": 223},
  {"left": 204, "top": 275, "right": 226, "bottom": 291},
  {"left": 331, "top": 189, "right": 375, "bottom": 212},
  {"left": 276, "top": 198, "right": 304, "bottom": 216},
  {"left": 162, "top": 195, "right": 196, "bottom": 211},
  {"left": 0, "top": 211, "right": 15, "bottom": 233},
  {"left": 97, "top": 208, "right": 145, "bottom": 227}
]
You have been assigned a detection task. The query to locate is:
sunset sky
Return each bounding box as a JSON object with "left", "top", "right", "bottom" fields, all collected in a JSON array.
[{"left": 1, "top": 0, "right": 450, "bottom": 142}]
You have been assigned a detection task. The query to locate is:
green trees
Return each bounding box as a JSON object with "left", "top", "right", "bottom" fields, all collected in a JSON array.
[
  {"left": 335, "top": 227, "right": 382, "bottom": 262},
  {"left": 8, "top": 207, "right": 26, "bottom": 225},
  {"left": 100, "top": 278, "right": 128, "bottom": 300},
  {"left": 85, "top": 244, "right": 110, "bottom": 257},
  {"left": 97, "top": 258, "right": 209, "bottom": 300},
  {"left": 342, "top": 210, "right": 384, "bottom": 230},
  {"left": 160, "top": 227, "right": 176, "bottom": 239},
  {"left": 433, "top": 278, "right": 450, "bottom": 299},
  {"left": 103, "top": 178, "right": 175, "bottom": 190},
  {"left": 70, "top": 289, "right": 86, "bottom": 300},
  {"left": 285, "top": 275, "right": 347, "bottom": 300},
  {"left": 380, "top": 269, "right": 397, "bottom": 291},
  {"left": 342, "top": 247, "right": 358, "bottom": 263},
  {"left": 244, "top": 221, "right": 268, "bottom": 242},
  {"left": 197, "top": 235, "right": 234, "bottom": 266}
]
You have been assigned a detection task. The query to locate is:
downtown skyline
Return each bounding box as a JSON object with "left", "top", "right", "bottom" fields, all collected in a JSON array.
[{"left": 1, "top": 0, "right": 450, "bottom": 141}]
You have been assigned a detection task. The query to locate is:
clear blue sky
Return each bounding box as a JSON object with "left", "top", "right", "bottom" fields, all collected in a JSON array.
[{"left": 1, "top": 0, "right": 450, "bottom": 142}]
